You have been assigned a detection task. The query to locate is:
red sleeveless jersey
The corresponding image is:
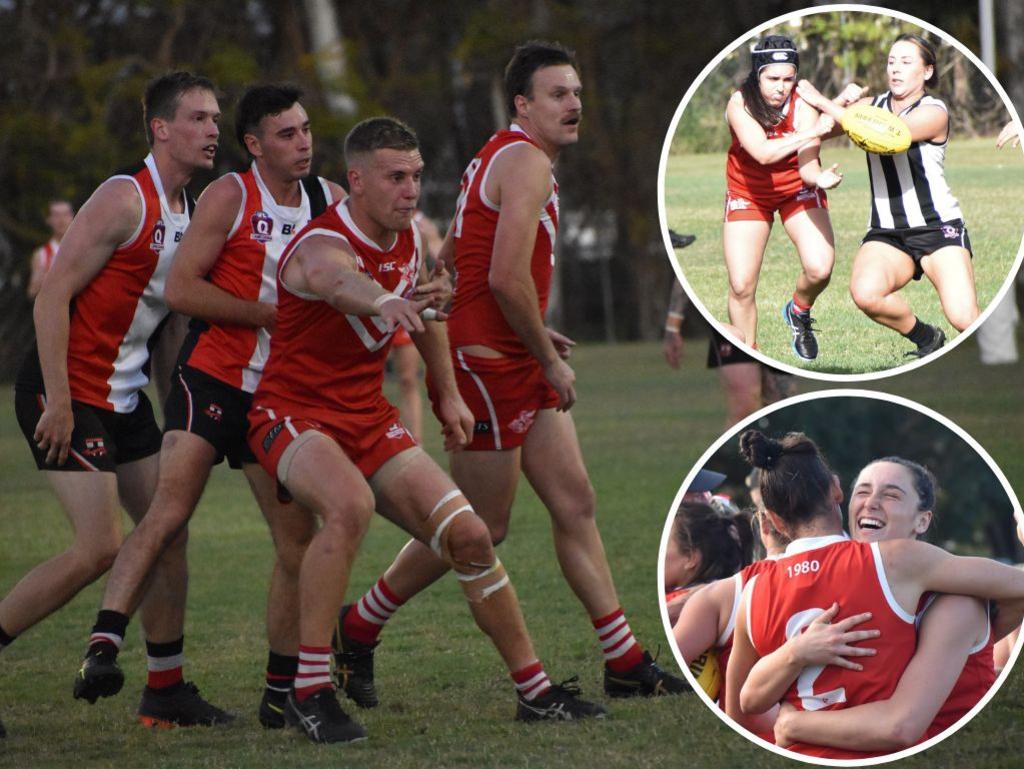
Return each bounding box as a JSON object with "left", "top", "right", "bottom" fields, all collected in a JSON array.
[
  {"left": 67, "top": 154, "right": 190, "bottom": 412},
  {"left": 36, "top": 239, "right": 59, "bottom": 273},
  {"left": 253, "top": 198, "right": 423, "bottom": 417},
  {"left": 923, "top": 600, "right": 995, "bottom": 740},
  {"left": 185, "top": 165, "right": 331, "bottom": 393},
  {"left": 726, "top": 93, "right": 806, "bottom": 201},
  {"left": 747, "top": 536, "right": 917, "bottom": 760},
  {"left": 716, "top": 558, "right": 777, "bottom": 712},
  {"left": 448, "top": 125, "right": 558, "bottom": 357}
]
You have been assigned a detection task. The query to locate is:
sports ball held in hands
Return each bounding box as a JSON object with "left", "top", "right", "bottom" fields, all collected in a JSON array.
[{"left": 840, "top": 103, "right": 912, "bottom": 155}]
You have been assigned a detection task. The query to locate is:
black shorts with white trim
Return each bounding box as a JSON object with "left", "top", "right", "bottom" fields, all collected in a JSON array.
[{"left": 862, "top": 219, "right": 972, "bottom": 280}]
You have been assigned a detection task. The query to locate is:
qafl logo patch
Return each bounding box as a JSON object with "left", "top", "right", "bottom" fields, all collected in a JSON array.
[
  {"left": 150, "top": 219, "right": 166, "bottom": 253},
  {"left": 508, "top": 409, "right": 537, "bottom": 435},
  {"left": 251, "top": 211, "right": 274, "bottom": 243}
]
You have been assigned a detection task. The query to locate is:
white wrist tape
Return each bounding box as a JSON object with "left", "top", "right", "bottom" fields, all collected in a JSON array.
[{"left": 373, "top": 292, "right": 401, "bottom": 309}]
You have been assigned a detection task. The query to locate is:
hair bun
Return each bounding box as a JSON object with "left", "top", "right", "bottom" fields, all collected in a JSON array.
[{"left": 739, "top": 429, "right": 783, "bottom": 470}]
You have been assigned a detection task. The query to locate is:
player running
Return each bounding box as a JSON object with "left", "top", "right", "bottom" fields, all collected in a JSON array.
[
  {"left": 723, "top": 35, "right": 842, "bottom": 361},
  {"left": 8, "top": 72, "right": 226, "bottom": 733},
  {"left": 333, "top": 41, "right": 686, "bottom": 708},
  {"left": 797, "top": 34, "right": 978, "bottom": 358},
  {"left": 246, "top": 116, "right": 604, "bottom": 743},
  {"left": 70, "top": 84, "right": 347, "bottom": 728}
]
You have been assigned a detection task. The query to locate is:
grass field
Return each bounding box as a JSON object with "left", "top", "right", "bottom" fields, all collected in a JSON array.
[
  {"left": 2, "top": 338, "right": 1024, "bottom": 768},
  {"left": 664, "top": 138, "right": 1024, "bottom": 374}
]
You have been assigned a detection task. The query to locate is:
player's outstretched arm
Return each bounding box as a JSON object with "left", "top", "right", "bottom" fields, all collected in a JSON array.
[
  {"left": 166, "top": 175, "right": 275, "bottom": 330},
  {"left": 32, "top": 178, "right": 142, "bottom": 465},
  {"left": 287, "top": 233, "right": 432, "bottom": 333},
  {"left": 774, "top": 595, "right": 980, "bottom": 751},
  {"left": 489, "top": 144, "right": 575, "bottom": 409},
  {"left": 885, "top": 539, "right": 1024, "bottom": 604},
  {"left": 742, "top": 602, "right": 879, "bottom": 716}
]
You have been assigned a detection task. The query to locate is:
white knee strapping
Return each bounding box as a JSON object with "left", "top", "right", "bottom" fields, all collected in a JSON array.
[{"left": 456, "top": 558, "right": 510, "bottom": 602}]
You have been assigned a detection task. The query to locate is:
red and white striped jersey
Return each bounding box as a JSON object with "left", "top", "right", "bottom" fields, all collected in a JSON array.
[
  {"left": 448, "top": 125, "right": 558, "bottom": 357},
  {"left": 253, "top": 198, "right": 423, "bottom": 417},
  {"left": 67, "top": 154, "right": 191, "bottom": 413},
  {"left": 183, "top": 164, "right": 332, "bottom": 392},
  {"left": 747, "top": 536, "right": 918, "bottom": 760}
]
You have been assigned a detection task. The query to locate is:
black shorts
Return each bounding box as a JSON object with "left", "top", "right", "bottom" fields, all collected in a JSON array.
[
  {"left": 862, "top": 220, "right": 972, "bottom": 280},
  {"left": 707, "top": 330, "right": 756, "bottom": 368},
  {"left": 15, "top": 389, "right": 162, "bottom": 472},
  {"left": 163, "top": 365, "right": 256, "bottom": 469}
]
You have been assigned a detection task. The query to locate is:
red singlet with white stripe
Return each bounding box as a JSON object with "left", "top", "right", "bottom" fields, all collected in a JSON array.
[
  {"left": 747, "top": 535, "right": 917, "bottom": 760},
  {"left": 447, "top": 124, "right": 558, "bottom": 356},
  {"left": 726, "top": 93, "right": 806, "bottom": 201},
  {"left": 67, "top": 154, "right": 190, "bottom": 413},
  {"left": 253, "top": 198, "right": 423, "bottom": 417},
  {"left": 35, "top": 239, "right": 59, "bottom": 273},
  {"left": 715, "top": 558, "right": 777, "bottom": 712},
  {"left": 184, "top": 165, "right": 330, "bottom": 393}
]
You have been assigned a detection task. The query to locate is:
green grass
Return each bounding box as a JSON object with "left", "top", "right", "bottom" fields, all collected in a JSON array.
[
  {"left": 665, "top": 138, "right": 1024, "bottom": 374},
  {"left": 1, "top": 339, "right": 1023, "bottom": 768}
]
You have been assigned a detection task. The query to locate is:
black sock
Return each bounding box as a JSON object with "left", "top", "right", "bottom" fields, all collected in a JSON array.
[
  {"left": 904, "top": 318, "right": 935, "bottom": 347},
  {"left": 266, "top": 650, "right": 298, "bottom": 704},
  {"left": 0, "top": 623, "right": 16, "bottom": 649},
  {"left": 89, "top": 610, "right": 130, "bottom": 655}
]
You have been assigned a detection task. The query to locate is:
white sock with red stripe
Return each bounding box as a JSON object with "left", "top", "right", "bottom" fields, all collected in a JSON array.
[
  {"left": 295, "top": 645, "right": 333, "bottom": 702},
  {"left": 593, "top": 608, "right": 644, "bottom": 673},
  {"left": 342, "top": 577, "right": 405, "bottom": 644},
  {"left": 511, "top": 660, "right": 551, "bottom": 701}
]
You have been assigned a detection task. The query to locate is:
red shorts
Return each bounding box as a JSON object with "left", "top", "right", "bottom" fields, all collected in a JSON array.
[
  {"left": 247, "top": 401, "right": 417, "bottom": 482},
  {"left": 392, "top": 327, "right": 413, "bottom": 347},
  {"left": 724, "top": 186, "right": 827, "bottom": 223},
  {"left": 429, "top": 351, "right": 560, "bottom": 451}
]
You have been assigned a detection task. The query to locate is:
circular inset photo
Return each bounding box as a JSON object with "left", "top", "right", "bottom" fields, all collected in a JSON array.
[
  {"left": 661, "top": 390, "right": 1024, "bottom": 764},
  {"left": 659, "top": 6, "right": 1024, "bottom": 379}
]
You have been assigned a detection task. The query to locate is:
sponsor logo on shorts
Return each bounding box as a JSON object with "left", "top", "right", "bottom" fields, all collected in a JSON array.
[
  {"left": 83, "top": 436, "right": 107, "bottom": 457},
  {"left": 941, "top": 224, "right": 960, "bottom": 239},
  {"left": 385, "top": 422, "right": 409, "bottom": 440},
  {"left": 508, "top": 409, "right": 537, "bottom": 435},
  {"left": 727, "top": 196, "right": 751, "bottom": 212},
  {"left": 204, "top": 403, "right": 224, "bottom": 422},
  {"left": 795, "top": 187, "right": 818, "bottom": 201},
  {"left": 150, "top": 219, "right": 166, "bottom": 253},
  {"left": 473, "top": 421, "right": 492, "bottom": 434},
  {"left": 251, "top": 211, "right": 274, "bottom": 243},
  {"left": 262, "top": 422, "right": 285, "bottom": 453}
]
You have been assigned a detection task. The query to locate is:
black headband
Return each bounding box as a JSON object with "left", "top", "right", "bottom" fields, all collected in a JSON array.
[{"left": 752, "top": 46, "right": 799, "bottom": 75}]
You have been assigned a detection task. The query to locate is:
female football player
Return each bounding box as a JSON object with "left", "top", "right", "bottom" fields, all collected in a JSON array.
[
  {"left": 723, "top": 35, "right": 843, "bottom": 361},
  {"left": 798, "top": 34, "right": 978, "bottom": 359},
  {"left": 725, "top": 431, "right": 1024, "bottom": 759}
]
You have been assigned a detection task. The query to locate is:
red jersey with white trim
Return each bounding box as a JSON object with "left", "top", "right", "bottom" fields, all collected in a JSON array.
[
  {"left": 448, "top": 125, "right": 558, "bottom": 357},
  {"left": 747, "top": 536, "right": 917, "bottom": 760},
  {"left": 923, "top": 601, "right": 995, "bottom": 739},
  {"left": 184, "top": 165, "right": 332, "bottom": 393},
  {"left": 253, "top": 198, "right": 423, "bottom": 417},
  {"left": 715, "top": 558, "right": 777, "bottom": 712},
  {"left": 726, "top": 93, "right": 806, "bottom": 201},
  {"left": 34, "top": 239, "right": 59, "bottom": 274},
  {"left": 66, "top": 154, "right": 190, "bottom": 413}
]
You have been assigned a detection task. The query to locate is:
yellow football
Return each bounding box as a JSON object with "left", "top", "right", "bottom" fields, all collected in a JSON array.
[
  {"left": 841, "top": 103, "right": 912, "bottom": 155},
  {"left": 689, "top": 647, "right": 722, "bottom": 701}
]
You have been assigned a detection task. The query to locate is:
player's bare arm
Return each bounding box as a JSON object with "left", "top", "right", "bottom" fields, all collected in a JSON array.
[
  {"left": 774, "top": 595, "right": 982, "bottom": 750},
  {"left": 672, "top": 578, "right": 729, "bottom": 664},
  {"left": 726, "top": 590, "right": 780, "bottom": 734},
  {"left": 286, "top": 233, "right": 433, "bottom": 332},
  {"left": 884, "top": 538, "right": 1024, "bottom": 607},
  {"left": 165, "top": 174, "right": 276, "bottom": 330},
  {"left": 488, "top": 143, "right": 575, "bottom": 409},
  {"left": 410, "top": 317, "right": 474, "bottom": 451},
  {"left": 33, "top": 178, "right": 142, "bottom": 465},
  {"left": 794, "top": 99, "right": 842, "bottom": 190},
  {"left": 728, "top": 91, "right": 833, "bottom": 166}
]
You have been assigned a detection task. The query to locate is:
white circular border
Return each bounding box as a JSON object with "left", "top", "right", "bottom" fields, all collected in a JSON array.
[
  {"left": 656, "top": 3, "right": 1024, "bottom": 382},
  {"left": 657, "top": 388, "right": 1024, "bottom": 766}
]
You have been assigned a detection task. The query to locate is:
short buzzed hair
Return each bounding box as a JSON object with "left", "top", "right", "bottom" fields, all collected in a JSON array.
[
  {"left": 143, "top": 71, "right": 216, "bottom": 146},
  {"left": 344, "top": 117, "right": 419, "bottom": 164},
  {"left": 504, "top": 40, "right": 577, "bottom": 117},
  {"left": 235, "top": 84, "right": 303, "bottom": 157}
]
